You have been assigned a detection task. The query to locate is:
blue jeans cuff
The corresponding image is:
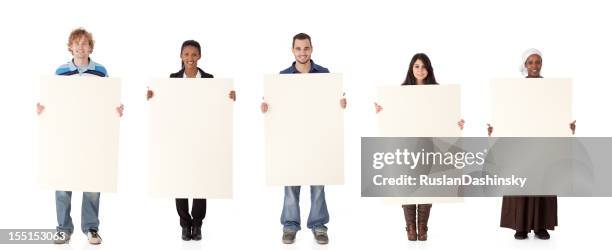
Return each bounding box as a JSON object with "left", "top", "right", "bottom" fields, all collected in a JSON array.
[{"left": 283, "top": 225, "right": 301, "bottom": 232}]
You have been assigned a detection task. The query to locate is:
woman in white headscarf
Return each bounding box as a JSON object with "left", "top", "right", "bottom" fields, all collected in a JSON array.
[
  {"left": 490, "top": 49, "right": 576, "bottom": 240},
  {"left": 520, "top": 48, "right": 543, "bottom": 78}
]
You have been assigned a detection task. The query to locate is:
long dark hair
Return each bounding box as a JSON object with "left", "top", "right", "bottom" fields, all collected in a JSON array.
[
  {"left": 402, "top": 53, "right": 438, "bottom": 85},
  {"left": 180, "top": 40, "right": 201, "bottom": 68}
]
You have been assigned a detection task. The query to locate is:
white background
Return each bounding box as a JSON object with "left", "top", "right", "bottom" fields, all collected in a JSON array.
[{"left": 1, "top": 0, "right": 611, "bottom": 249}]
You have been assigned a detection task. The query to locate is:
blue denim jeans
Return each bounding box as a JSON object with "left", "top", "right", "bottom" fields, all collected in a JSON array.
[
  {"left": 280, "top": 186, "right": 329, "bottom": 232},
  {"left": 55, "top": 191, "right": 100, "bottom": 235}
]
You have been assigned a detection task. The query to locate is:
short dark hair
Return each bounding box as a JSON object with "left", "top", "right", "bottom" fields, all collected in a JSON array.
[
  {"left": 180, "top": 40, "right": 201, "bottom": 68},
  {"left": 292, "top": 33, "right": 312, "bottom": 48},
  {"left": 402, "top": 53, "right": 438, "bottom": 85}
]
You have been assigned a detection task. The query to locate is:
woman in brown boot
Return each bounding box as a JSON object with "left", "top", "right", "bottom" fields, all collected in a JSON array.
[
  {"left": 375, "top": 53, "right": 464, "bottom": 241},
  {"left": 417, "top": 204, "right": 432, "bottom": 240},
  {"left": 402, "top": 205, "right": 417, "bottom": 241},
  {"left": 402, "top": 204, "right": 432, "bottom": 241}
]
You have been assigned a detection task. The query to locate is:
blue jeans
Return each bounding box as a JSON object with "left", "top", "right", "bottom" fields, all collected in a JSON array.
[
  {"left": 55, "top": 191, "right": 100, "bottom": 235},
  {"left": 280, "top": 186, "right": 329, "bottom": 232}
]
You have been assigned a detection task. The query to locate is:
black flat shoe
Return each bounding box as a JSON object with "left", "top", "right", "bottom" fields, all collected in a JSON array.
[
  {"left": 535, "top": 230, "right": 550, "bottom": 240},
  {"left": 182, "top": 227, "right": 192, "bottom": 241},
  {"left": 192, "top": 227, "right": 202, "bottom": 241},
  {"left": 514, "top": 231, "right": 528, "bottom": 240}
]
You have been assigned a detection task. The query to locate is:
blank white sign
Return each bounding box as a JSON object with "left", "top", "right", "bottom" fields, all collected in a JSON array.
[
  {"left": 491, "top": 78, "right": 572, "bottom": 137},
  {"left": 264, "top": 73, "right": 344, "bottom": 186},
  {"left": 149, "top": 78, "right": 233, "bottom": 198},
  {"left": 377, "top": 84, "right": 462, "bottom": 137},
  {"left": 38, "top": 76, "right": 121, "bottom": 192}
]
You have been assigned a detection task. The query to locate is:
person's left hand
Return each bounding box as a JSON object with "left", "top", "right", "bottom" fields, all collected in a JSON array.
[
  {"left": 229, "top": 90, "right": 236, "bottom": 101},
  {"left": 116, "top": 104, "right": 124, "bottom": 117},
  {"left": 570, "top": 120, "right": 576, "bottom": 135},
  {"left": 458, "top": 119, "right": 465, "bottom": 130},
  {"left": 340, "top": 93, "right": 347, "bottom": 109}
]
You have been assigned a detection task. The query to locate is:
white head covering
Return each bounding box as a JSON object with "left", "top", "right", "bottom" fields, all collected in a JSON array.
[{"left": 520, "top": 48, "right": 542, "bottom": 76}]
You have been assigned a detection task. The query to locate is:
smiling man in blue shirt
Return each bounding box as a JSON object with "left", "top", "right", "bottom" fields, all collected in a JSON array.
[
  {"left": 261, "top": 33, "right": 346, "bottom": 245},
  {"left": 278, "top": 33, "right": 329, "bottom": 74},
  {"left": 36, "top": 28, "right": 123, "bottom": 245}
]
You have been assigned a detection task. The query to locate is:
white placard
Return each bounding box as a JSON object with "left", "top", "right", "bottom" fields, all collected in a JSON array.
[
  {"left": 491, "top": 78, "right": 572, "bottom": 137},
  {"left": 149, "top": 78, "right": 234, "bottom": 198},
  {"left": 264, "top": 73, "right": 344, "bottom": 186},
  {"left": 378, "top": 85, "right": 462, "bottom": 137},
  {"left": 38, "top": 76, "right": 121, "bottom": 192}
]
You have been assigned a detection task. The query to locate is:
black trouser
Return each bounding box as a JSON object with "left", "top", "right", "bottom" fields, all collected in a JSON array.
[{"left": 175, "top": 198, "right": 206, "bottom": 228}]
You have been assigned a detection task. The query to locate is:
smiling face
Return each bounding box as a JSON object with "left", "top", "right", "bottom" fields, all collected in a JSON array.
[
  {"left": 292, "top": 38, "right": 312, "bottom": 65},
  {"left": 525, "top": 54, "right": 542, "bottom": 78},
  {"left": 69, "top": 35, "right": 92, "bottom": 61},
  {"left": 181, "top": 45, "right": 201, "bottom": 70},
  {"left": 412, "top": 59, "right": 429, "bottom": 84}
]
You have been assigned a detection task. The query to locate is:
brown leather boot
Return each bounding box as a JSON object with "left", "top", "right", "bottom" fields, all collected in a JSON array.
[
  {"left": 402, "top": 204, "right": 417, "bottom": 241},
  {"left": 417, "top": 204, "right": 432, "bottom": 241}
]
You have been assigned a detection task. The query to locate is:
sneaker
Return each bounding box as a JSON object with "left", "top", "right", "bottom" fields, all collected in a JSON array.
[
  {"left": 53, "top": 231, "right": 71, "bottom": 244},
  {"left": 313, "top": 230, "right": 329, "bottom": 245},
  {"left": 535, "top": 229, "right": 550, "bottom": 240},
  {"left": 514, "top": 231, "right": 528, "bottom": 240},
  {"left": 87, "top": 230, "right": 102, "bottom": 245},
  {"left": 282, "top": 230, "right": 296, "bottom": 244}
]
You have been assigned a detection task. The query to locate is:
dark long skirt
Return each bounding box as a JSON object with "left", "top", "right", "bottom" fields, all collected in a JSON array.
[{"left": 500, "top": 196, "right": 557, "bottom": 232}]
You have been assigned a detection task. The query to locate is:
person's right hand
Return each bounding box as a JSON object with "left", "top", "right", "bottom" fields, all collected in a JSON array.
[
  {"left": 374, "top": 102, "right": 382, "bottom": 113},
  {"left": 36, "top": 102, "right": 45, "bottom": 115},
  {"left": 261, "top": 102, "right": 268, "bottom": 113},
  {"left": 146, "top": 87, "right": 154, "bottom": 101},
  {"left": 487, "top": 123, "right": 493, "bottom": 137},
  {"left": 261, "top": 97, "right": 268, "bottom": 113}
]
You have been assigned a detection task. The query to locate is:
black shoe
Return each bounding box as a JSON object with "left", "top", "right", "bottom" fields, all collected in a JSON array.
[
  {"left": 535, "top": 229, "right": 550, "bottom": 240},
  {"left": 514, "top": 231, "right": 528, "bottom": 240},
  {"left": 182, "top": 227, "right": 192, "bottom": 241},
  {"left": 192, "top": 227, "right": 202, "bottom": 241}
]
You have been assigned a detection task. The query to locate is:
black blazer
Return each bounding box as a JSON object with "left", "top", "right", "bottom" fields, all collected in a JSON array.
[{"left": 170, "top": 67, "right": 214, "bottom": 78}]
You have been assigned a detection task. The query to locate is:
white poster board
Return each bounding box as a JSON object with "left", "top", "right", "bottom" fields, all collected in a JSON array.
[
  {"left": 491, "top": 78, "right": 572, "bottom": 137},
  {"left": 38, "top": 76, "right": 121, "bottom": 192},
  {"left": 377, "top": 84, "right": 462, "bottom": 204},
  {"left": 378, "top": 85, "right": 462, "bottom": 137},
  {"left": 149, "top": 78, "right": 234, "bottom": 198},
  {"left": 264, "top": 73, "right": 344, "bottom": 186}
]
